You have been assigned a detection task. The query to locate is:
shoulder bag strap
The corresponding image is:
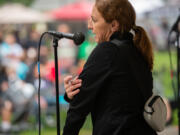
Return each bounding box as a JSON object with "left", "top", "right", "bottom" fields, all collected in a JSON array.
[{"left": 111, "top": 39, "right": 152, "bottom": 101}]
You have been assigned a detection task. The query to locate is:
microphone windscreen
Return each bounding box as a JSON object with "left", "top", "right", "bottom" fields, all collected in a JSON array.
[{"left": 73, "top": 32, "right": 85, "bottom": 45}]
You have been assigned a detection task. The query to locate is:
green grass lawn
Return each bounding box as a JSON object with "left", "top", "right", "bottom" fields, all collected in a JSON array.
[
  {"left": 20, "top": 109, "right": 92, "bottom": 135},
  {"left": 21, "top": 129, "right": 92, "bottom": 135}
]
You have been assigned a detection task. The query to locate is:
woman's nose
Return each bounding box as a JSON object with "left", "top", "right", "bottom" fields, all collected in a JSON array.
[{"left": 87, "top": 18, "right": 93, "bottom": 30}]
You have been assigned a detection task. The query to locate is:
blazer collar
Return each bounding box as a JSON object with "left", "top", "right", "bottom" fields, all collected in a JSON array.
[{"left": 110, "top": 31, "right": 133, "bottom": 41}]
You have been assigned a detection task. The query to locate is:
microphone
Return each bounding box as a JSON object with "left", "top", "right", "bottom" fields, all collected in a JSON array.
[{"left": 47, "top": 31, "right": 85, "bottom": 45}]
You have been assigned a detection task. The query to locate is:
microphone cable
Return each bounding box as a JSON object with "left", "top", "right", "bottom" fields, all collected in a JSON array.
[
  {"left": 167, "top": 31, "right": 177, "bottom": 101},
  {"left": 37, "top": 32, "right": 48, "bottom": 135}
]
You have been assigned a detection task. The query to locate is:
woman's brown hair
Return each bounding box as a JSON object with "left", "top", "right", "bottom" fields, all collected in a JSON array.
[{"left": 95, "top": 0, "right": 153, "bottom": 70}]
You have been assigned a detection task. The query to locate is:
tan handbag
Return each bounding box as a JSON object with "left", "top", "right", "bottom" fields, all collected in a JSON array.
[{"left": 143, "top": 94, "right": 167, "bottom": 132}]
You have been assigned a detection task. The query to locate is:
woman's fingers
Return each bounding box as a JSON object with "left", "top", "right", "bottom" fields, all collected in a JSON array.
[
  {"left": 71, "top": 78, "right": 82, "bottom": 85},
  {"left": 64, "top": 75, "right": 73, "bottom": 89},
  {"left": 67, "top": 82, "right": 82, "bottom": 93},
  {"left": 69, "top": 89, "right": 80, "bottom": 99},
  {"left": 64, "top": 75, "right": 73, "bottom": 84},
  {"left": 63, "top": 75, "right": 82, "bottom": 99}
]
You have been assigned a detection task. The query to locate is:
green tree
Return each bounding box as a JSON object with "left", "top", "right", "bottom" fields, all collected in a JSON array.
[{"left": 0, "top": 0, "right": 34, "bottom": 6}]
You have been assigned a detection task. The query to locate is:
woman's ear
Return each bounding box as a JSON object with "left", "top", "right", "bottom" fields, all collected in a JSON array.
[{"left": 111, "top": 20, "right": 119, "bottom": 32}]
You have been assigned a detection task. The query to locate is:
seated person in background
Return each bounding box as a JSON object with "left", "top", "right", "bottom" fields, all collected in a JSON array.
[
  {"left": 0, "top": 64, "right": 12, "bottom": 132},
  {"left": 0, "top": 66, "right": 35, "bottom": 132}
]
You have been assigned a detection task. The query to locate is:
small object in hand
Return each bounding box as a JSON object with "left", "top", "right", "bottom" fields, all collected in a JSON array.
[{"left": 68, "top": 75, "right": 78, "bottom": 85}]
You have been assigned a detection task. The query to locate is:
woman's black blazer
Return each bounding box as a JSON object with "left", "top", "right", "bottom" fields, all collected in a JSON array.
[{"left": 63, "top": 32, "right": 157, "bottom": 135}]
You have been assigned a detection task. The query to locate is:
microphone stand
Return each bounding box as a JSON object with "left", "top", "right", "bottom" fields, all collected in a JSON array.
[
  {"left": 177, "top": 27, "right": 180, "bottom": 135},
  {"left": 170, "top": 13, "right": 180, "bottom": 135},
  {"left": 53, "top": 37, "right": 61, "bottom": 135},
  {"left": 168, "top": 12, "right": 180, "bottom": 134},
  {"left": 38, "top": 31, "right": 84, "bottom": 135},
  {"left": 172, "top": 14, "right": 180, "bottom": 135}
]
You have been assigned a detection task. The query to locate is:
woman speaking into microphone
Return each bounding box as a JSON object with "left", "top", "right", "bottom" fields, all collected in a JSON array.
[{"left": 63, "top": 0, "right": 157, "bottom": 135}]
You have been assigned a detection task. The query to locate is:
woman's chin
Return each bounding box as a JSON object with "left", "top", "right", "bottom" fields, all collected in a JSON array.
[
  {"left": 95, "top": 36, "right": 103, "bottom": 43},
  {"left": 95, "top": 37, "right": 99, "bottom": 43}
]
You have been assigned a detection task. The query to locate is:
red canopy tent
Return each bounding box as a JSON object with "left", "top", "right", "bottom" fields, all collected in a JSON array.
[{"left": 49, "top": 2, "right": 93, "bottom": 20}]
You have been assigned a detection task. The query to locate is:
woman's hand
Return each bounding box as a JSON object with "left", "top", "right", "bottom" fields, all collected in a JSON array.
[{"left": 64, "top": 75, "right": 82, "bottom": 100}]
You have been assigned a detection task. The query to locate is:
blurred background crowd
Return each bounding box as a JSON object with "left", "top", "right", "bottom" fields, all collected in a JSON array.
[{"left": 0, "top": 0, "right": 180, "bottom": 134}]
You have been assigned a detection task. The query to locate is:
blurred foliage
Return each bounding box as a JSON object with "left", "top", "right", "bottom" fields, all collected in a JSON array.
[
  {"left": 0, "top": 0, "right": 34, "bottom": 6},
  {"left": 154, "top": 50, "right": 178, "bottom": 125},
  {"left": 153, "top": 50, "right": 177, "bottom": 100},
  {"left": 172, "top": 109, "right": 178, "bottom": 125}
]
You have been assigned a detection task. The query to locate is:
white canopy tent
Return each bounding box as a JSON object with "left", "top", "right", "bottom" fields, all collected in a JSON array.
[
  {"left": 129, "top": 0, "right": 164, "bottom": 17},
  {"left": 0, "top": 4, "right": 52, "bottom": 24}
]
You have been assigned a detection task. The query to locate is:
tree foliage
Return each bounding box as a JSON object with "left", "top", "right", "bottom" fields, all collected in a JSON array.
[{"left": 0, "top": 0, "right": 34, "bottom": 6}]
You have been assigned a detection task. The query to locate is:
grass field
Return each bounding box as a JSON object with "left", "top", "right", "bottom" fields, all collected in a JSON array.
[
  {"left": 21, "top": 129, "right": 92, "bottom": 135},
  {"left": 20, "top": 109, "right": 92, "bottom": 135},
  {"left": 21, "top": 128, "right": 59, "bottom": 135}
]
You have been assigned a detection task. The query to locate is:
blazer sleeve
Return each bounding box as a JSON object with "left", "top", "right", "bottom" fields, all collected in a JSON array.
[
  {"left": 64, "top": 93, "right": 72, "bottom": 103},
  {"left": 63, "top": 43, "right": 114, "bottom": 135}
]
